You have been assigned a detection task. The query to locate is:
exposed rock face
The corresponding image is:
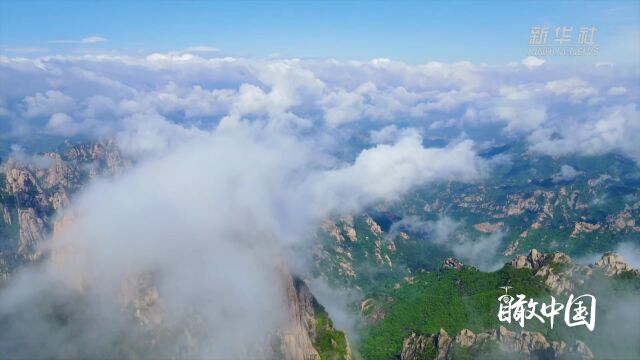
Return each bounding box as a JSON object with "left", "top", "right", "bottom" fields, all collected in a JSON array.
[
  {"left": 512, "top": 249, "right": 578, "bottom": 295},
  {"left": 595, "top": 252, "right": 640, "bottom": 276},
  {"left": 63, "top": 139, "right": 131, "bottom": 177},
  {"left": 316, "top": 213, "right": 395, "bottom": 285},
  {"left": 48, "top": 209, "right": 349, "bottom": 359},
  {"left": 16, "top": 208, "right": 47, "bottom": 258},
  {"left": 120, "top": 271, "right": 163, "bottom": 328},
  {"left": 278, "top": 269, "right": 322, "bottom": 360},
  {"left": 341, "top": 215, "right": 358, "bottom": 242},
  {"left": 401, "top": 327, "right": 594, "bottom": 360},
  {"left": 5, "top": 168, "right": 48, "bottom": 210},
  {"left": 503, "top": 238, "right": 520, "bottom": 256},
  {"left": 401, "top": 329, "right": 451, "bottom": 360},
  {"left": 473, "top": 222, "right": 504, "bottom": 233},
  {"left": 511, "top": 248, "right": 548, "bottom": 270},
  {"left": 117, "top": 266, "right": 351, "bottom": 360},
  {"left": 505, "top": 193, "right": 542, "bottom": 216},
  {"left": 510, "top": 249, "right": 638, "bottom": 295},
  {"left": 0, "top": 140, "right": 131, "bottom": 264},
  {"left": 1, "top": 204, "right": 12, "bottom": 225},
  {"left": 570, "top": 221, "right": 600, "bottom": 238},
  {"left": 365, "top": 215, "right": 383, "bottom": 237},
  {"left": 267, "top": 268, "right": 352, "bottom": 359},
  {"left": 39, "top": 153, "right": 80, "bottom": 190},
  {"left": 442, "top": 257, "right": 464, "bottom": 270},
  {"left": 3, "top": 168, "right": 49, "bottom": 259},
  {"left": 0, "top": 142, "right": 353, "bottom": 359}
]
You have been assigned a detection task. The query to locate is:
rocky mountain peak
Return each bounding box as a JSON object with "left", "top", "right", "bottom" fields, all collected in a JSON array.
[
  {"left": 401, "top": 326, "right": 594, "bottom": 360},
  {"left": 511, "top": 248, "right": 551, "bottom": 270},
  {"left": 442, "top": 257, "right": 464, "bottom": 270},
  {"left": 595, "top": 252, "right": 639, "bottom": 276}
]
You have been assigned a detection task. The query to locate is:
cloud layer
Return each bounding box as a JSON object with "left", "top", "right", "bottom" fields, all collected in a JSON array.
[
  {"left": 0, "top": 52, "right": 638, "bottom": 357},
  {"left": 0, "top": 111, "right": 485, "bottom": 358},
  {"left": 1, "top": 53, "right": 638, "bottom": 162}
]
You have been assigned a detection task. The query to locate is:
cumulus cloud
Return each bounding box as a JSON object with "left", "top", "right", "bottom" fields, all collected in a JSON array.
[
  {"left": 369, "top": 125, "right": 422, "bottom": 144},
  {"left": 21, "top": 90, "right": 75, "bottom": 119},
  {"left": 311, "top": 134, "right": 484, "bottom": 215},
  {"left": 529, "top": 104, "right": 640, "bottom": 163},
  {"left": 545, "top": 78, "right": 598, "bottom": 103},
  {"left": 521, "top": 56, "right": 545, "bottom": 68},
  {"left": 493, "top": 102, "right": 547, "bottom": 132},
  {"left": 46, "top": 112, "right": 80, "bottom": 136},
  {"left": 0, "top": 53, "right": 637, "bottom": 153}
]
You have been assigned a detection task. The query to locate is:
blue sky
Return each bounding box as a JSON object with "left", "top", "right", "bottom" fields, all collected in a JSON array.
[{"left": 1, "top": 0, "right": 639, "bottom": 63}]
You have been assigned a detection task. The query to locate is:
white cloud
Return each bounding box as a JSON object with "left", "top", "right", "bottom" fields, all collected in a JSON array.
[
  {"left": 0, "top": 118, "right": 486, "bottom": 357},
  {"left": 388, "top": 216, "right": 503, "bottom": 271},
  {"left": 47, "top": 112, "right": 79, "bottom": 136},
  {"left": 369, "top": 125, "right": 422, "bottom": 144},
  {"left": 545, "top": 78, "right": 598, "bottom": 103},
  {"left": 493, "top": 103, "right": 547, "bottom": 132},
  {"left": 115, "top": 113, "right": 208, "bottom": 158},
  {"left": 81, "top": 36, "right": 107, "bottom": 44},
  {"left": 521, "top": 56, "right": 545, "bottom": 68},
  {"left": 50, "top": 36, "right": 107, "bottom": 44},
  {"left": 184, "top": 46, "right": 219, "bottom": 53},
  {"left": 552, "top": 165, "right": 581, "bottom": 182},
  {"left": 529, "top": 104, "right": 640, "bottom": 163},
  {"left": 1, "top": 47, "right": 48, "bottom": 54},
  {"left": 0, "top": 51, "right": 638, "bottom": 357},
  {"left": 607, "top": 86, "right": 627, "bottom": 96},
  {"left": 0, "top": 53, "right": 637, "bottom": 162},
  {"left": 2, "top": 144, "right": 54, "bottom": 169},
  {"left": 21, "top": 90, "right": 75, "bottom": 118},
  {"left": 311, "top": 133, "right": 484, "bottom": 214}
]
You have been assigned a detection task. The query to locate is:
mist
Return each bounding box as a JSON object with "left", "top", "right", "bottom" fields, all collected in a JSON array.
[
  {"left": 388, "top": 216, "right": 504, "bottom": 271},
  {"left": 0, "top": 121, "right": 484, "bottom": 358}
]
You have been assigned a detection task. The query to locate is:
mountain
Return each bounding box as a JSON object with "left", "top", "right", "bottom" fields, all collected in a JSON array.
[
  {"left": 0, "top": 141, "right": 352, "bottom": 359},
  {"left": 355, "top": 249, "right": 639, "bottom": 359},
  {"left": 401, "top": 327, "right": 593, "bottom": 360},
  {"left": 1, "top": 139, "right": 639, "bottom": 359},
  {"left": 0, "top": 140, "right": 130, "bottom": 275}
]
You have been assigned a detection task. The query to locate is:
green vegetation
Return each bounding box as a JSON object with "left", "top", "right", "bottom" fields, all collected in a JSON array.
[
  {"left": 358, "top": 266, "right": 547, "bottom": 360},
  {"left": 313, "top": 306, "right": 351, "bottom": 360},
  {"left": 355, "top": 262, "right": 640, "bottom": 360}
]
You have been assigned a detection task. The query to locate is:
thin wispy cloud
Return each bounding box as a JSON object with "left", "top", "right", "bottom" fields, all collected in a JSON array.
[
  {"left": 50, "top": 36, "right": 107, "bottom": 44},
  {"left": 1, "top": 47, "right": 48, "bottom": 54},
  {"left": 184, "top": 45, "right": 219, "bottom": 53}
]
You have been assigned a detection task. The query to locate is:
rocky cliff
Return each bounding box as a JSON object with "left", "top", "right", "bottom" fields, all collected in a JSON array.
[
  {"left": 0, "top": 140, "right": 129, "bottom": 267},
  {"left": 277, "top": 268, "right": 351, "bottom": 360},
  {"left": 1, "top": 141, "right": 350, "bottom": 359},
  {"left": 401, "top": 327, "right": 593, "bottom": 360},
  {"left": 511, "top": 248, "right": 639, "bottom": 295},
  {"left": 116, "top": 267, "right": 351, "bottom": 359}
]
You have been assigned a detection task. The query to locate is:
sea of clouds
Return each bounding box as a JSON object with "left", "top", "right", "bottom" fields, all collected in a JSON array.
[{"left": 0, "top": 52, "right": 638, "bottom": 358}]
